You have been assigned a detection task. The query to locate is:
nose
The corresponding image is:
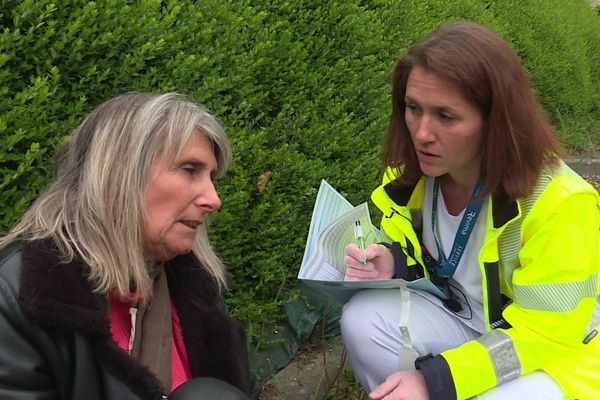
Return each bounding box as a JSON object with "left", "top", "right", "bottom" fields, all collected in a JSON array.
[
  {"left": 412, "top": 114, "right": 434, "bottom": 143},
  {"left": 195, "top": 180, "right": 222, "bottom": 212}
]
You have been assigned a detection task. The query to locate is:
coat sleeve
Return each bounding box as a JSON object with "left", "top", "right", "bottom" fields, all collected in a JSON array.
[
  {"left": 423, "top": 185, "right": 600, "bottom": 399},
  {"left": 0, "top": 254, "right": 58, "bottom": 400}
]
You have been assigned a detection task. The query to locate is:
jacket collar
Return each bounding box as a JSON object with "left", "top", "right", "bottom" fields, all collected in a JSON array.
[
  {"left": 19, "top": 239, "right": 111, "bottom": 335},
  {"left": 490, "top": 193, "right": 519, "bottom": 228},
  {"left": 383, "top": 179, "right": 520, "bottom": 229},
  {"left": 18, "top": 239, "right": 222, "bottom": 336},
  {"left": 383, "top": 179, "right": 419, "bottom": 208}
]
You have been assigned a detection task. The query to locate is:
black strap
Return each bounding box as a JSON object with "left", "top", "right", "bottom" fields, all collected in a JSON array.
[
  {"left": 484, "top": 261, "right": 512, "bottom": 329},
  {"left": 380, "top": 242, "right": 424, "bottom": 281}
]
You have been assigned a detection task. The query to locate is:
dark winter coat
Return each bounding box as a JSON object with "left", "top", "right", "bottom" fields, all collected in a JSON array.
[{"left": 0, "top": 240, "right": 250, "bottom": 400}]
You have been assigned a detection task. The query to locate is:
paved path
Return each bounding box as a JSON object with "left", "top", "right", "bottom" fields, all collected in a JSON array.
[
  {"left": 564, "top": 155, "right": 600, "bottom": 176},
  {"left": 261, "top": 336, "right": 346, "bottom": 400}
]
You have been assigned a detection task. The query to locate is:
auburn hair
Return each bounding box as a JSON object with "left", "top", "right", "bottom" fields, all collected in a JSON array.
[{"left": 384, "top": 21, "right": 564, "bottom": 200}]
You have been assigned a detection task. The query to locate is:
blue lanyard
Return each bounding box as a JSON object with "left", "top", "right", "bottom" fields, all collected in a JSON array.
[{"left": 431, "top": 177, "right": 484, "bottom": 278}]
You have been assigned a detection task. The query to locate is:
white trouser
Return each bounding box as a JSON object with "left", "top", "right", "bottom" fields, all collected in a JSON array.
[{"left": 340, "top": 289, "right": 563, "bottom": 399}]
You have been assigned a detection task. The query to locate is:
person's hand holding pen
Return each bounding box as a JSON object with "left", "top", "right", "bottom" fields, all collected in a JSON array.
[{"left": 344, "top": 220, "right": 395, "bottom": 281}]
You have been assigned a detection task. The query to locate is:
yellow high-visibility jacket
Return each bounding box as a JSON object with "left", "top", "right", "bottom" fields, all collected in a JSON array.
[{"left": 371, "top": 161, "right": 600, "bottom": 400}]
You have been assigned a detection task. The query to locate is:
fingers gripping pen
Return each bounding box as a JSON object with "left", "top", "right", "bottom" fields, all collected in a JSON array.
[{"left": 354, "top": 220, "right": 368, "bottom": 265}]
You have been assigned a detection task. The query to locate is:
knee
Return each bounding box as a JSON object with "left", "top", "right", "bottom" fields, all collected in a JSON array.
[
  {"left": 340, "top": 290, "right": 394, "bottom": 332},
  {"left": 340, "top": 293, "right": 374, "bottom": 346},
  {"left": 340, "top": 292, "right": 387, "bottom": 359}
]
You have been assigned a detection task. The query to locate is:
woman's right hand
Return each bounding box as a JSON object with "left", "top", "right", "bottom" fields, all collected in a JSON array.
[{"left": 344, "top": 243, "right": 394, "bottom": 281}]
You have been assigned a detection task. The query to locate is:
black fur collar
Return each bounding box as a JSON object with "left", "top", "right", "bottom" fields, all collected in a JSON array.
[
  {"left": 19, "top": 239, "right": 111, "bottom": 335},
  {"left": 18, "top": 239, "right": 249, "bottom": 397}
]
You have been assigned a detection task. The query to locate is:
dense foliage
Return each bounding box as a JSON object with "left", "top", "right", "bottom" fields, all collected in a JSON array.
[{"left": 2, "top": 0, "right": 600, "bottom": 348}]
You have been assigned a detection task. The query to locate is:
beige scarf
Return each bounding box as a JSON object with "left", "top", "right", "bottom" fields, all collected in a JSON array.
[{"left": 130, "top": 268, "right": 173, "bottom": 391}]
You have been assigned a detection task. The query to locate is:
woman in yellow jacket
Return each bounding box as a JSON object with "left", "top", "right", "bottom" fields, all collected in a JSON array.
[{"left": 340, "top": 21, "right": 600, "bottom": 400}]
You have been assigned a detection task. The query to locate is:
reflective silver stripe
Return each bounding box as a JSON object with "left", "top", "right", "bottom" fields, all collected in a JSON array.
[
  {"left": 476, "top": 330, "right": 521, "bottom": 384},
  {"left": 498, "top": 174, "right": 552, "bottom": 290},
  {"left": 585, "top": 296, "right": 600, "bottom": 337},
  {"left": 398, "top": 289, "right": 413, "bottom": 347},
  {"left": 397, "top": 289, "right": 420, "bottom": 370},
  {"left": 497, "top": 214, "right": 520, "bottom": 290},
  {"left": 513, "top": 273, "right": 598, "bottom": 312}
]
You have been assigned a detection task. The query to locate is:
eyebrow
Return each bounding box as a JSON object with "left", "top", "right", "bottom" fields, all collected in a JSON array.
[{"left": 404, "top": 96, "right": 458, "bottom": 113}]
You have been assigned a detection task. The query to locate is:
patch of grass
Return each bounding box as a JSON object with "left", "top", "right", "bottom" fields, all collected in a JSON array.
[
  {"left": 324, "top": 365, "right": 367, "bottom": 400},
  {"left": 557, "top": 116, "right": 600, "bottom": 152}
]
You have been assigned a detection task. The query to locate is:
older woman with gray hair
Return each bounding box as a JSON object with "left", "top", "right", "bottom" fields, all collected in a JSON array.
[{"left": 0, "top": 92, "right": 251, "bottom": 399}]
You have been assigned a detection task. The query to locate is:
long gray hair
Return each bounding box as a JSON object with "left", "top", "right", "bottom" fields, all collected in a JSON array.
[{"left": 0, "top": 92, "right": 231, "bottom": 299}]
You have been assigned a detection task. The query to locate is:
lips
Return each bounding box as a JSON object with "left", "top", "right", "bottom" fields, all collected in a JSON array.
[
  {"left": 180, "top": 220, "right": 201, "bottom": 229},
  {"left": 418, "top": 149, "right": 439, "bottom": 157}
]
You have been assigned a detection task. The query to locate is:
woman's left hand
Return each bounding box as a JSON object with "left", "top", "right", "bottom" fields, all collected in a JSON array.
[{"left": 368, "top": 371, "right": 430, "bottom": 400}]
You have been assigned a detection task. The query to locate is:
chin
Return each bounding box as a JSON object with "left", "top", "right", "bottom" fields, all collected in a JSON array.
[
  {"left": 420, "top": 166, "right": 445, "bottom": 178},
  {"left": 150, "top": 246, "right": 193, "bottom": 262},
  {"left": 172, "top": 246, "right": 194, "bottom": 257}
]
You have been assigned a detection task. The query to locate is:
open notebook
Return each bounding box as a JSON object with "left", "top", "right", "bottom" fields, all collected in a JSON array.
[{"left": 298, "top": 179, "right": 444, "bottom": 303}]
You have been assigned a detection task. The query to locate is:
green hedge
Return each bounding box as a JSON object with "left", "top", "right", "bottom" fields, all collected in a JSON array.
[{"left": 2, "top": 0, "right": 600, "bottom": 348}]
